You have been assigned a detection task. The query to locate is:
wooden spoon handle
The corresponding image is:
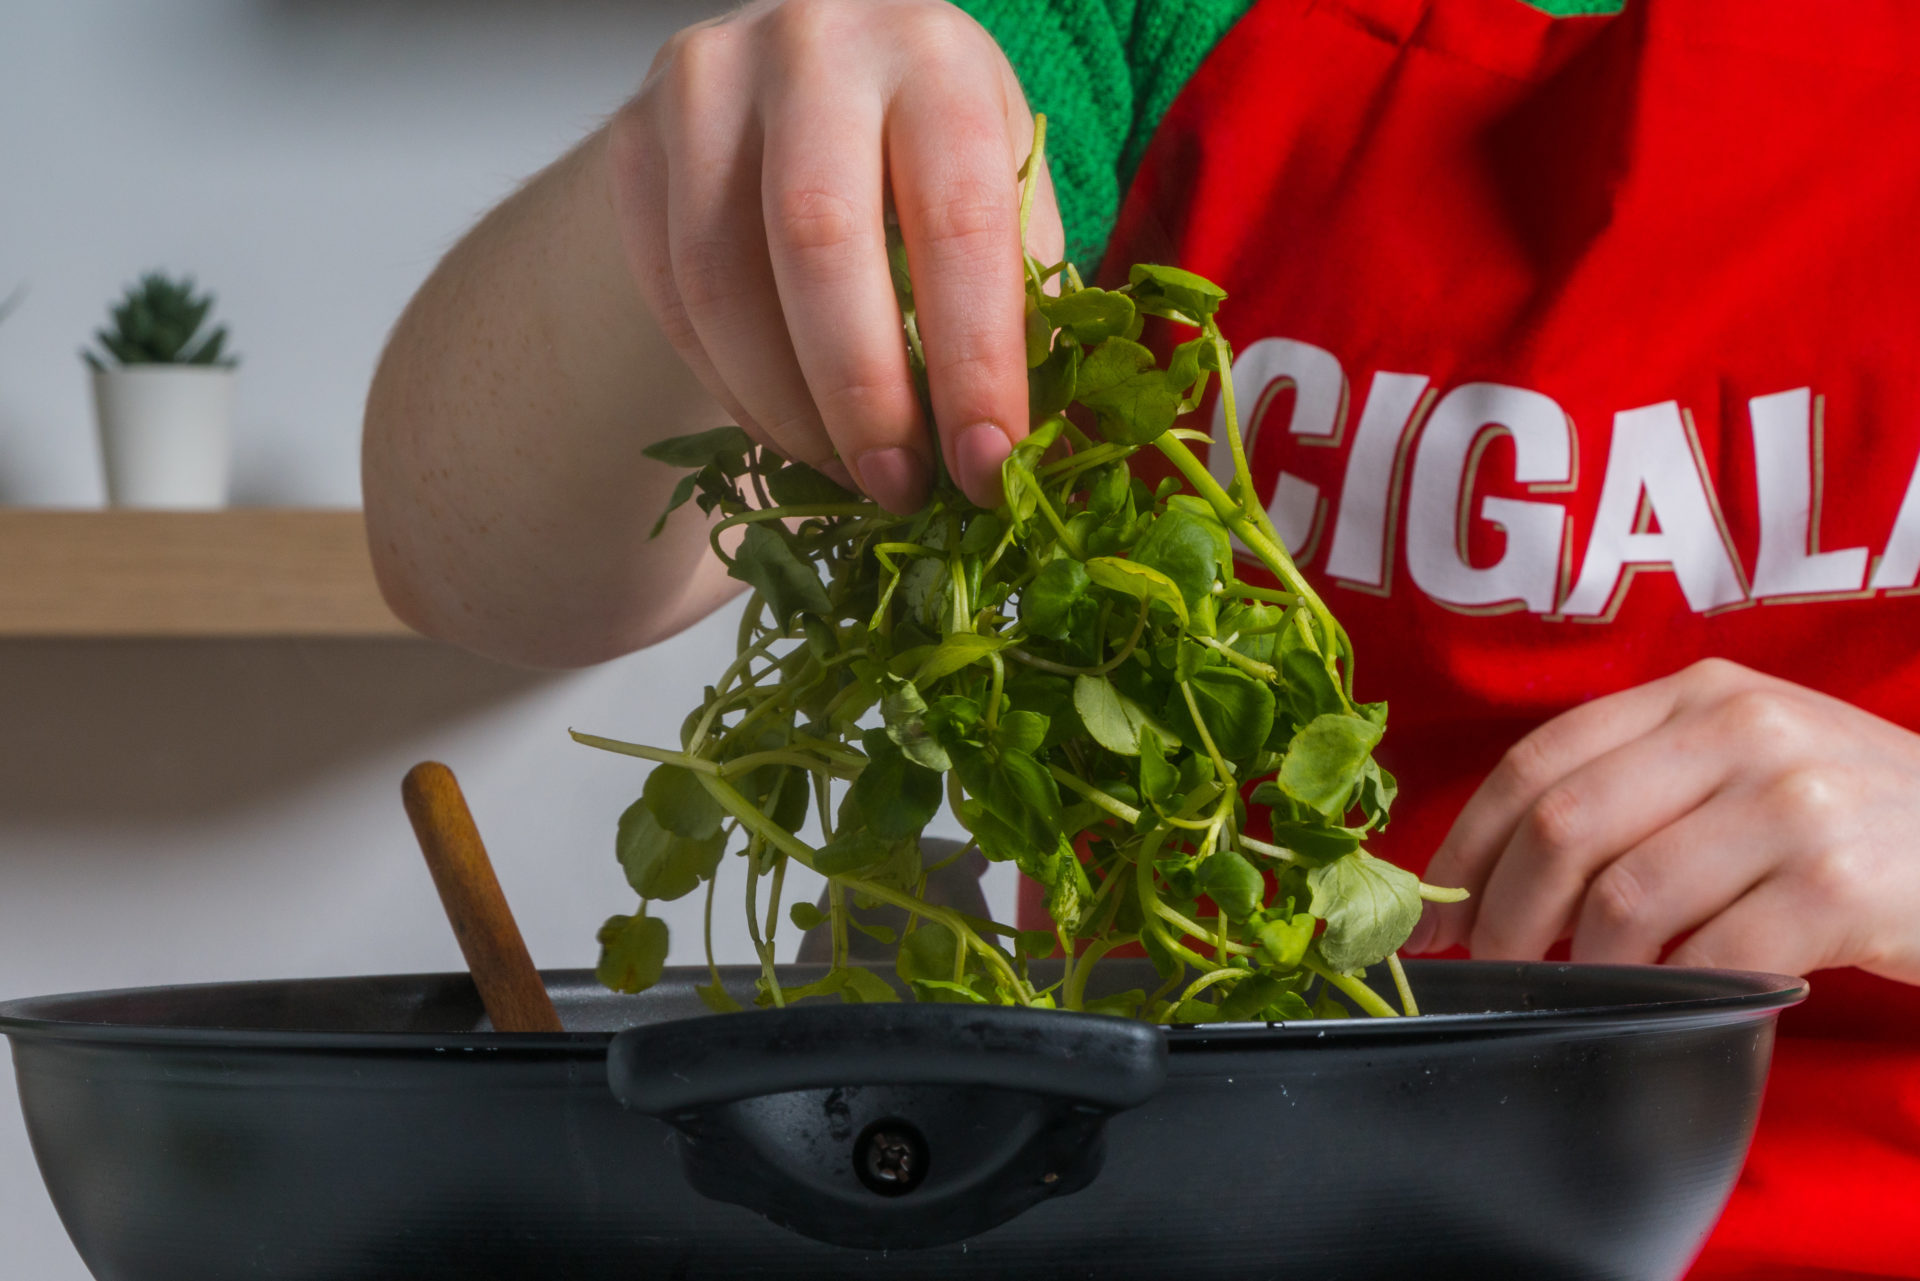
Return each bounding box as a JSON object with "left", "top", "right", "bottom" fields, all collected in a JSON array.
[{"left": 402, "top": 761, "right": 564, "bottom": 1033}]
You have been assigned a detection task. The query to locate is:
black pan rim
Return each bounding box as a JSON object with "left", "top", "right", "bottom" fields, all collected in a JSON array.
[{"left": 0, "top": 960, "right": 1807, "bottom": 1052}]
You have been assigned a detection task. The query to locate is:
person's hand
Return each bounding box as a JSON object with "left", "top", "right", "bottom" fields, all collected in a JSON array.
[
  {"left": 606, "top": 0, "right": 1061, "bottom": 513},
  {"left": 1410, "top": 658, "right": 1920, "bottom": 985}
]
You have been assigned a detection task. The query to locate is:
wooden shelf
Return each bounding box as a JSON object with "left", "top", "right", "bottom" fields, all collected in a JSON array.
[{"left": 0, "top": 509, "right": 418, "bottom": 638}]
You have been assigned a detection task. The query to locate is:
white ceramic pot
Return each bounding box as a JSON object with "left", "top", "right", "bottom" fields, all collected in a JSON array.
[{"left": 90, "top": 365, "right": 235, "bottom": 509}]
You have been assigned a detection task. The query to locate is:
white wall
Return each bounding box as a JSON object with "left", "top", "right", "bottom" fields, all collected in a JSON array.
[{"left": 0, "top": 4, "right": 1008, "bottom": 1276}]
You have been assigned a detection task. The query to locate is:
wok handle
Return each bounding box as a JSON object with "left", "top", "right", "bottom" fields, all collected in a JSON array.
[
  {"left": 609, "top": 1002, "right": 1165, "bottom": 1116},
  {"left": 607, "top": 1003, "right": 1167, "bottom": 1251}
]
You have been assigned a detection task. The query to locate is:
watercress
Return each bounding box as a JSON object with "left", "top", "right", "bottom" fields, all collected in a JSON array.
[{"left": 577, "top": 118, "right": 1466, "bottom": 1022}]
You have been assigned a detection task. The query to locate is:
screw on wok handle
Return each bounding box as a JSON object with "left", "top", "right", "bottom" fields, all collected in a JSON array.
[{"left": 402, "top": 761, "right": 564, "bottom": 1034}]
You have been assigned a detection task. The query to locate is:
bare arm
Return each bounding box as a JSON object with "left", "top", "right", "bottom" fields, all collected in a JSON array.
[
  {"left": 363, "top": 130, "right": 740, "bottom": 668},
  {"left": 362, "top": 0, "right": 1060, "bottom": 669}
]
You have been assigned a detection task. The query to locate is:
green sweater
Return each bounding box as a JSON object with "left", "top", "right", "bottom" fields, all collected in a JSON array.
[{"left": 954, "top": 0, "right": 1625, "bottom": 268}]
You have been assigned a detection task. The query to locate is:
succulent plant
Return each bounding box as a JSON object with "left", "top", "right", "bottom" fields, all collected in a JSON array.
[{"left": 84, "top": 273, "right": 236, "bottom": 370}]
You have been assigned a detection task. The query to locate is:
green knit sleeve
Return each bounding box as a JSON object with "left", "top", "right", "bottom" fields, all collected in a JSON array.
[
  {"left": 950, "top": 0, "right": 1622, "bottom": 271},
  {"left": 951, "top": 0, "right": 1256, "bottom": 272}
]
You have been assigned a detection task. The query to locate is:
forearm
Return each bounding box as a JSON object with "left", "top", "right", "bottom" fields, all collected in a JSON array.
[{"left": 363, "top": 126, "right": 739, "bottom": 668}]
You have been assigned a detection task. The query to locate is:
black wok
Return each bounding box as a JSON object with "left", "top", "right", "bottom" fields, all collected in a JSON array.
[{"left": 0, "top": 960, "right": 1803, "bottom": 1281}]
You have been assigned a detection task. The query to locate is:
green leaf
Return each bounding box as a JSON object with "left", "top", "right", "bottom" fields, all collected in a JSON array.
[
  {"left": 848, "top": 729, "right": 942, "bottom": 841},
  {"left": 616, "top": 799, "right": 726, "bottom": 902},
  {"left": 1081, "top": 369, "right": 1181, "bottom": 446},
  {"left": 953, "top": 744, "right": 1063, "bottom": 862},
  {"left": 1266, "top": 991, "right": 1314, "bottom": 1021},
  {"left": 1044, "top": 839, "right": 1095, "bottom": 933},
  {"left": 993, "top": 709, "right": 1050, "bottom": 756},
  {"left": 1029, "top": 342, "right": 1080, "bottom": 418},
  {"left": 1359, "top": 759, "right": 1398, "bottom": 829},
  {"left": 1160, "top": 496, "right": 1234, "bottom": 575},
  {"left": 1089, "top": 463, "right": 1131, "bottom": 518},
  {"left": 1073, "top": 674, "right": 1160, "bottom": 756},
  {"left": 910, "top": 978, "right": 989, "bottom": 1004},
  {"left": 1171, "top": 667, "right": 1275, "bottom": 761},
  {"left": 789, "top": 901, "right": 826, "bottom": 931},
  {"left": 643, "top": 425, "right": 756, "bottom": 470},
  {"left": 959, "top": 513, "right": 1005, "bottom": 555},
  {"left": 1002, "top": 667, "right": 1082, "bottom": 749},
  {"left": 1308, "top": 852, "right": 1422, "bottom": 972},
  {"left": 1075, "top": 336, "right": 1156, "bottom": 396},
  {"left": 814, "top": 828, "right": 897, "bottom": 876},
  {"left": 1256, "top": 913, "right": 1317, "bottom": 969},
  {"left": 642, "top": 764, "right": 725, "bottom": 839},
  {"left": 1276, "top": 614, "right": 1345, "bottom": 729},
  {"left": 730, "top": 523, "right": 831, "bottom": 628},
  {"left": 1037, "top": 287, "right": 1137, "bottom": 344},
  {"left": 1200, "top": 847, "right": 1264, "bottom": 921},
  {"left": 1017, "top": 929, "right": 1059, "bottom": 959},
  {"left": 1171, "top": 998, "right": 1223, "bottom": 1024},
  {"left": 1277, "top": 713, "right": 1385, "bottom": 817},
  {"left": 650, "top": 470, "right": 701, "bottom": 538},
  {"left": 596, "top": 913, "right": 670, "bottom": 994},
  {"left": 749, "top": 762, "right": 810, "bottom": 835},
  {"left": 840, "top": 966, "right": 900, "bottom": 1003},
  {"left": 896, "top": 921, "right": 961, "bottom": 985},
  {"left": 767, "top": 461, "right": 857, "bottom": 506},
  {"left": 851, "top": 919, "right": 898, "bottom": 945},
  {"left": 1131, "top": 508, "right": 1223, "bottom": 617},
  {"left": 1220, "top": 973, "right": 1290, "bottom": 1022},
  {"left": 1139, "top": 727, "right": 1179, "bottom": 805},
  {"left": 1086, "top": 556, "right": 1188, "bottom": 626},
  {"left": 1253, "top": 812, "right": 1364, "bottom": 864},
  {"left": 880, "top": 678, "right": 951, "bottom": 771},
  {"left": 915, "top": 632, "right": 1008, "bottom": 683},
  {"left": 1019, "top": 558, "right": 1093, "bottom": 641},
  {"left": 695, "top": 980, "right": 743, "bottom": 1012},
  {"left": 1127, "top": 263, "right": 1227, "bottom": 323},
  {"left": 1084, "top": 989, "right": 1147, "bottom": 1019}
]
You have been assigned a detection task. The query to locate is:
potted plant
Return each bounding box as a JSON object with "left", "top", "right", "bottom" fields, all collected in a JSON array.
[{"left": 83, "top": 273, "right": 238, "bottom": 508}]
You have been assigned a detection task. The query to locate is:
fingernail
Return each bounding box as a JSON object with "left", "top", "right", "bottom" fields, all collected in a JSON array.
[
  {"left": 853, "top": 446, "right": 929, "bottom": 514},
  {"left": 955, "top": 422, "right": 1012, "bottom": 507},
  {"left": 818, "top": 458, "right": 856, "bottom": 491},
  {"left": 1404, "top": 905, "right": 1437, "bottom": 956}
]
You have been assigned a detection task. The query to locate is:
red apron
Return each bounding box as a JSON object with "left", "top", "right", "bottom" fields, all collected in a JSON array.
[{"left": 1024, "top": 0, "right": 1920, "bottom": 1274}]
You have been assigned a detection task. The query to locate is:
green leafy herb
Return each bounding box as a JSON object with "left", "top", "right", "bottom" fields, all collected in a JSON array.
[
  {"left": 596, "top": 912, "right": 669, "bottom": 994},
  {"left": 576, "top": 116, "right": 1464, "bottom": 1021},
  {"left": 83, "top": 272, "right": 237, "bottom": 370}
]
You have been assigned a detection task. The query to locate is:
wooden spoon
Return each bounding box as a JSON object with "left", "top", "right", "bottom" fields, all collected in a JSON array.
[{"left": 402, "top": 761, "right": 564, "bottom": 1033}]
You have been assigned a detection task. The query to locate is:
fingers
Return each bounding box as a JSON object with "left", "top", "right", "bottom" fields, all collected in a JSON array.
[
  {"left": 618, "top": 1, "right": 1041, "bottom": 511},
  {"left": 658, "top": 32, "right": 838, "bottom": 472},
  {"left": 887, "top": 63, "right": 1030, "bottom": 507},
  {"left": 1465, "top": 715, "right": 1741, "bottom": 960},
  {"left": 1421, "top": 675, "right": 1688, "bottom": 951},
  {"left": 1665, "top": 875, "right": 1840, "bottom": 977},
  {"left": 1565, "top": 795, "right": 1773, "bottom": 964},
  {"left": 607, "top": 95, "right": 763, "bottom": 441},
  {"left": 759, "top": 60, "right": 931, "bottom": 512}
]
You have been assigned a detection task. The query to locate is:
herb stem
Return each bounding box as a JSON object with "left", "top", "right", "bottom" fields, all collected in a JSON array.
[
  {"left": 1386, "top": 952, "right": 1420, "bottom": 1017},
  {"left": 840, "top": 876, "right": 1029, "bottom": 1001},
  {"left": 1175, "top": 967, "right": 1244, "bottom": 1009},
  {"left": 1303, "top": 952, "right": 1398, "bottom": 1018},
  {"left": 1049, "top": 766, "right": 1142, "bottom": 825}
]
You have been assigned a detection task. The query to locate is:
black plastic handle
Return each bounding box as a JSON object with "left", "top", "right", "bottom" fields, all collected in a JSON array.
[
  {"left": 607, "top": 1003, "right": 1167, "bottom": 1250},
  {"left": 610, "top": 1001, "right": 1165, "bottom": 1115}
]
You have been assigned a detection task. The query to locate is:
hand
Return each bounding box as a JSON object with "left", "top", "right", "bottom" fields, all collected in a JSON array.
[
  {"left": 606, "top": 0, "right": 1061, "bottom": 513},
  {"left": 1410, "top": 658, "right": 1920, "bottom": 985}
]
